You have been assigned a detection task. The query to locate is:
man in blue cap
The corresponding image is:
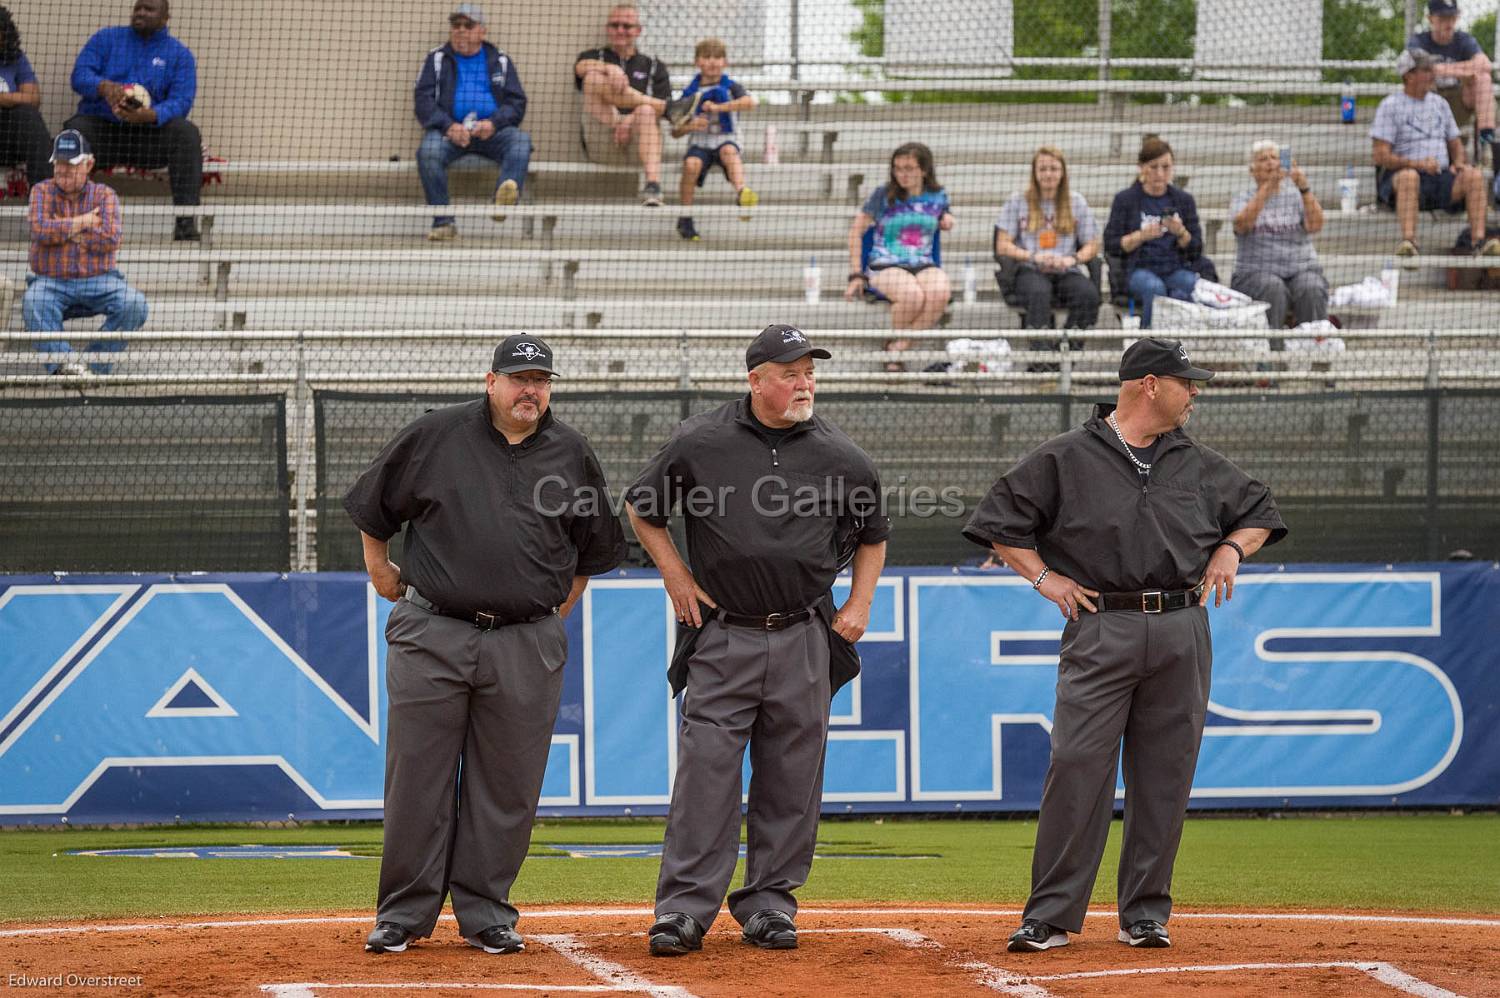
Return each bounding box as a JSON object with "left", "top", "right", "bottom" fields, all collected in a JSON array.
[
  {"left": 1408, "top": 0, "right": 1495, "bottom": 156},
  {"left": 23, "top": 129, "right": 147, "bottom": 375}
]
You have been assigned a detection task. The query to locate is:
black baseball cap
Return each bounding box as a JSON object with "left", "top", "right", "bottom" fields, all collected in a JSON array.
[
  {"left": 1119, "top": 337, "right": 1215, "bottom": 382},
  {"left": 492, "top": 334, "right": 560, "bottom": 376},
  {"left": 745, "top": 324, "right": 831, "bottom": 370},
  {"left": 1428, "top": 0, "right": 1458, "bottom": 15}
]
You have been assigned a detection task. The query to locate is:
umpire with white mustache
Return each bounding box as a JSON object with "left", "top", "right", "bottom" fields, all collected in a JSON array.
[
  {"left": 964, "top": 337, "right": 1286, "bottom": 953},
  {"left": 626, "top": 324, "right": 889, "bottom": 956},
  {"left": 346, "top": 334, "right": 624, "bottom": 956}
]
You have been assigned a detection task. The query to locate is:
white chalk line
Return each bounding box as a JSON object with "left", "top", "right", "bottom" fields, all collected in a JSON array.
[
  {"left": 1029, "top": 961, "right": 1459, "bottom": 998},
  {"left": 260, "top": 987, "right": 639, "bottom": 996},
  {"left": 7, "top": 906, "right": 1499, "bottom": 938},
  {"left": 533, "top": 933, "right": 696, "bottom": 998}
]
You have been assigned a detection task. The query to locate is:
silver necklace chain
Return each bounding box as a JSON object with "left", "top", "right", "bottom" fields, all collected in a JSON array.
[{"left": 1107, "top": 413, "right": 1152, "bottom": 474}]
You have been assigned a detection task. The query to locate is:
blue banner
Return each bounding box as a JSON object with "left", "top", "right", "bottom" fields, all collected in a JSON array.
[{"left": 1, "top": 565, "right": 1496, "bottom": 824}]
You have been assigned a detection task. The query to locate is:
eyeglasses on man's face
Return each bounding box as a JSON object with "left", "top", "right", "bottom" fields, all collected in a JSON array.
[
  {"left": 502, "top": 373, "right": 555, "bottom": 389},
  {"left": 606, "top": 20, "right": 639, "bottom": 30}
]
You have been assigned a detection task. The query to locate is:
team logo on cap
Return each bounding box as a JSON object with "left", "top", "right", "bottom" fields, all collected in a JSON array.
[
  {"left": 781, "top": 329, "right": 807, "bottom": 344},
  {"left": 512, "top": 342, "right": 546, "bottom": 361}
]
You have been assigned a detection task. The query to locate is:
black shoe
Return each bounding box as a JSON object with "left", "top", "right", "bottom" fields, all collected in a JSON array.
[
  {"left": 1006, "top": 918, "right": 1068, "bottom": 952},
  {"left": 676, "top": 216, "right": 700, "bottom": 241},
  {"left": 364, "top": 920, "right": 412, "bottom": 953},
  {"left": 173, "top": 218, "right": 200, "bottom": 242},
  {"left": 642, "top": 181, "right": 663, "bottom": 207},
  {"left": 466, "top": 923, "right": 524, "bottom": 954},
  {"left": 741, "top": 908, "right": 797, "bottom": 950},
  {"left": 1118, "top": 919, "right": 1171, "bottom": 948},
  {"left": 648, "top": 912, "right": 703, "bottom": 956}
]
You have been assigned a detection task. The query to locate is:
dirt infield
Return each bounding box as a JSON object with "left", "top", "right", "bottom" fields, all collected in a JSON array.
[{"left": 3, "top": 905, "right": 1497, "bottom": 997}]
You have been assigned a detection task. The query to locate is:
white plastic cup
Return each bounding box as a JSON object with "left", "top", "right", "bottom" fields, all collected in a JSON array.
[
  {"left": 1120, "top": 315, "right": 1142, "bottom": 332},
  {"left": 803, "top": 261, "right": 821, "bottom": 304},
  {"left": 1339, "top": 177, "right": 1358, "bottom": 213}
]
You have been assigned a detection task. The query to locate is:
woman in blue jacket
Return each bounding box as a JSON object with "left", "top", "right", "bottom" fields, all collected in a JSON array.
[{"left": 1103, "top": 136, "right": 1210, "bottom": 328}]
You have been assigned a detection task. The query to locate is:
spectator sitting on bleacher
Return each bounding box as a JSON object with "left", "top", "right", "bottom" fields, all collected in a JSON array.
[
  {"left": 1103, "top": 135, "right": 1212, "bottom": 329},
  {"left": 1229, "top": 141, "right": 1328, "bottom": 328},
  {"left": 672, "top": 38, "right": 757, "bottom": 242},
  {"left": 415, "top": 3, "right": 532, "bottom": 242},
  {"left": 23, "top": 130, "right": 147, "bottom": 376},
  {"left": 573, "top": 3, "right": 672, "bottom": 207},
  {"left": 1372, "top": 48, "right": 1497, "bottom": 266},
  {"left": 64, "top": 0, "right": 202, "bottom": 242},
  {"left": 845, "top": 142, "right": 954, "bottom": 370},
  {"left": 993, "top": 145, "right": 1101, "bottom": 331},
  {"left": 0, "top": 5, "right": 50, "bottom": 187},
  {"left": 1408, "top": 0, "right": 1495, "bottom": 159}
]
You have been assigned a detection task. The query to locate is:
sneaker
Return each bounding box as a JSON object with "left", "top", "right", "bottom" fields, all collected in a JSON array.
[
  {"left": 427, "top": 223, "right": 458, "bottom": 242},
  {"left": 1118, "top": 919, "right": 1171, "bottom": 948},
  {"left": 1395, "top": 239, "right": 1420, "bottom": 270},
  {"left": 676, "top": 216, "right": 700, "bottom": 241},
  {"left": 492, "top": 178, "right": 519, "bottom": 222},
  {"left": 741, "top": 909, "right": 797, "bottom": 950},
  {"left": 1480, "top": 127, "right": 1495, "bottom": 146},
  {"left": 1006, "top": 918, "right": 1068, "bottom": 952},
  {"left": 664, "top": 92, "right": 702, "bottom": 132},
  {"left": 466, "top": 924, "right": 524, "bottom": 954},
  {"left": 736, "top": 186, "right": 758, "bottom": 221},
  {"left": 648, "top": 912, "right": 703, "bottom": 957},
  {"left": 642, "top": 181, "right": 663, "bottom": 207},
  {"left": 364, "top": 921, "right": 412, "bottom": 953},
  {"left": 173, "top": 218, "right": 200, "bottom": 242},
  {"left": 1473, "top": 237, "right": 1500, "bottom": 258},
  {"left": 53, "top": 361, "right": 90, "bottom": 378}
]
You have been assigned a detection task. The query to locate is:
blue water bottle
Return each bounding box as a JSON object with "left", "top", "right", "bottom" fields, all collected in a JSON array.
[{"left": 1339, "top": 79, "right": 1356, "bottom": 124}]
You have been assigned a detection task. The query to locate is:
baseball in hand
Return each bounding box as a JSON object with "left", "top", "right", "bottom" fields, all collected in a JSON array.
[{"left": 122, "top": 83, "right": 151, "bottom": 109}]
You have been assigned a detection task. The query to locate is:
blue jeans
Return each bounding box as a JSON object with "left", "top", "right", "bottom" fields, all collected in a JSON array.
[
  {"left": 23, "top": 271, "right": 147, "bottom": 373},
  {"left": 416, "top": 126, "right": 532, "bottom": 227},
  {"left": 1126, "top": 267, "right": 1199, "bottom": 328}
]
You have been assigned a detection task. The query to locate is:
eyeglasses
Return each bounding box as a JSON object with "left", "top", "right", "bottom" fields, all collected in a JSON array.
[
  {"left": 450, "top": 18, "right": 478, "bottom": 29},
  {"left": 606, "top": 21, "right": 639, "bottom": 29},
  {"left": 501, "top": 372, "right": 555, "bottom": 389}
]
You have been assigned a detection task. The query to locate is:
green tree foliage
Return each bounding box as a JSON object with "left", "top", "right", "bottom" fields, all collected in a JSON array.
[
  {"left": 1323, "top": 0, "right": 1407, "bottom": 83},
  {"left": 1471, "top": 12, "right": 1496, "bottom": 60}
]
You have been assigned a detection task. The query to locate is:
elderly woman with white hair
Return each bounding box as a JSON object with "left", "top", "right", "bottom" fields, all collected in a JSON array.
[{"left": 1229, "top": 140, "right": 1328, "bottom": 327}]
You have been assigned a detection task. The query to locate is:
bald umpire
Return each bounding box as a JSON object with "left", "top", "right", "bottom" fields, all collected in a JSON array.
[
  {"left": 963, "top": 337, "right": 1286, "bottom": 953},
  {"left": 345, "top": 334, "right": 625, "bottom": 956},
  {"left": 626, "top": 324, "right": 889, "bottom": 956}
]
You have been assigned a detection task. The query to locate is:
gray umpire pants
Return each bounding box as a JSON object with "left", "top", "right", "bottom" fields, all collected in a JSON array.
[
  {"left": 1022, "top": 605, "right": 1212, "bottom": 933},
  {"left": 376, "top": 597, "right": 568, "bottom": 938},
  {"left": 655, "top": 616, "right": 832, "bottom": 931},
  {"left": 1231, "top": 269, "right": 1329, "bottom": 327}
]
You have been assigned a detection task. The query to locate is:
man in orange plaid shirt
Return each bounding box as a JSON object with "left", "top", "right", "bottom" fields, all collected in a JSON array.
[{"left": 23, "top": 129, "right": 147, "bottom": 375}]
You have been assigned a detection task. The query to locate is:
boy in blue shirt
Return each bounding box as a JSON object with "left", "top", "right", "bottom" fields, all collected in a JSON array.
[{"left": 672, "top": 38, "right": 757, "bottom": 241}]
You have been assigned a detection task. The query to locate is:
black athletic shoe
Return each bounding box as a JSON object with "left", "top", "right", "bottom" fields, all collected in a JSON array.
[
  {"left": 676, "top": 216, "right": 700, "bottom": 241},
  {"left": 649, "top": 912, "right": 703, "bottom": 956},
  {"left": 466, "top": 923, "right": 525, "bottom": 954},
  {"left": 1006, "top": 918, "right": 1068, "bottom": 952},
  {"left": 173, "top": 217, "right": 200, "bottom": 242},
  {"left": 741, "top": 909, "right": 797, "bottom": 950},
  {"left": 1118, "top": 919, "right": 1171, "bottom": 948},
  {"left": 642, "top": 181, "right": 663, "bottom": 207},
  {"left": 364, "top": 920, "right": 412, "bottom": 953}
]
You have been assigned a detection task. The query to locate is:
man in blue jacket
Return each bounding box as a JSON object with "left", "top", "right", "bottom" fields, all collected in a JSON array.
[
  {"left": 415, "top": 4, "right": 532, "bottom": 242},
  {"left": 64, "top": 0, "right": 202, "bottom": 242}
]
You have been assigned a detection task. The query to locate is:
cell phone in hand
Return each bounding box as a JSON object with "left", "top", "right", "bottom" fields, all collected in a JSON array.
[{"left": 1280, "top": 147, "right": 1292, "bottom": 172}]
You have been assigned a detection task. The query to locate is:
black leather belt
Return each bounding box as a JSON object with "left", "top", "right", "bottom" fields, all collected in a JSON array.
[
  {"left": 1100, "top": 585, "right": 1205, "bottom": 613},
  {"left": 405, "top": 586, "right": 556, "bottom": 631},
  {"left": 718, "top": 607, "right": 815, "bottom": 631}
]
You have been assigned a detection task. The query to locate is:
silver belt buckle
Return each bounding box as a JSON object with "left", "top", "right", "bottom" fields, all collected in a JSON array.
[
  {"left": 475, "top": 610, "right": 498, "bottom": 629},
  {"left": 763, "top": 612, "right": 788, "bottom": 630},
  {"left": 1141, "top": 591, "right": 1164, "bottom": 613}
]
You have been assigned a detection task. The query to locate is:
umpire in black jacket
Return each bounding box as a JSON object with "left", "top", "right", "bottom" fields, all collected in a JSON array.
[
  {"left": 626, "top": 324, "right": 890, "bottom": 956},
  {"left": 346, "top": 334, "right": 624, "bottom": 956},
  {"left": 964, "top": 337, "right": 1286, "bottom": 953}
]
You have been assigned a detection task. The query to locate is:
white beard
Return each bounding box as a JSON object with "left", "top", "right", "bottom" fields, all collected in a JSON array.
[
  {"left": 783, "top": 399, "right": 814, "bottom": 422},
  {"left": 510, "top": 401, "right": 541, "bottom": 423}
]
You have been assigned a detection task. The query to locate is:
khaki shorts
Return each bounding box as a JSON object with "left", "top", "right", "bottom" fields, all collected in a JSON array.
[{"left": 581, "top": 111, "right": 638, "bottom": 167}]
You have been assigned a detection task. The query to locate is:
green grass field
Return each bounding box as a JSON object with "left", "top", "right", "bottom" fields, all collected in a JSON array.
[{"left": 2, "top": 813, "right": 1496, "bottom": 923}]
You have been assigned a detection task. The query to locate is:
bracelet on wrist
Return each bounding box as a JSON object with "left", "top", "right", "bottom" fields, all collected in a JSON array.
[
  {"left": 1297, "top": 186, "right": 1311, "bottom": 195},
  {"left": 1217, "top": 539, "right": 1246, "bottom": 563},
  {"left": 1032, "top": 566, "right": 1050, "bottom": 590},
  {"left": 847, "top": 272, "right": 865, "bottom": 283}
]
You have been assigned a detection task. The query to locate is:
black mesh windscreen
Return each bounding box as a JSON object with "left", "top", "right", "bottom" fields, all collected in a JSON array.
[{"left": 0, "top": 394, "right": 289, "bottom": 572}]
